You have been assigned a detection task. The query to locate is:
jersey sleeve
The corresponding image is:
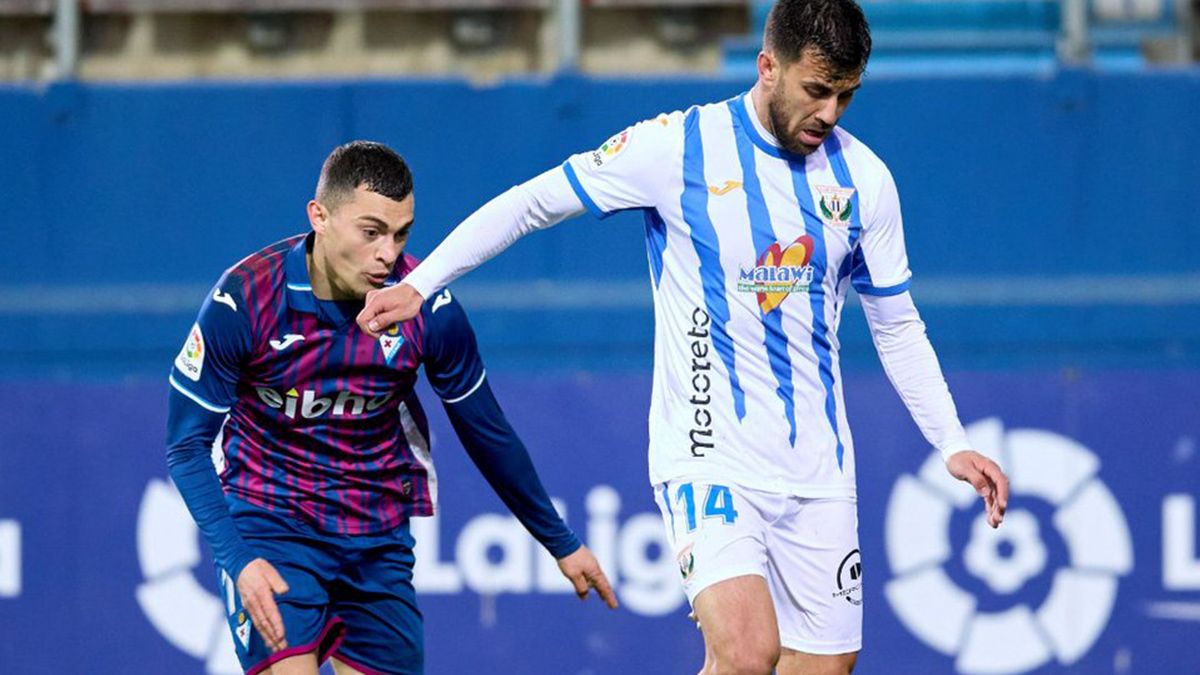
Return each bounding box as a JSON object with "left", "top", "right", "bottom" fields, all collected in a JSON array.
[
  {"left": 561, "top": 111, "right": 684, "bottom": 217},
  {"left": 420, "top": 288, "right": 486, "bottom": 402},
  {"left": 400, "top": 167, "right": 585, "bottom": 302},
  {"left": 850, "top": 165, "right": 914, "bottom": 296},
  {"left": 168, "top": 273, "right": 252, "bottom": 412},
  {"left": 165, "top": 272, "right": 259, "bottom": 579},
  {"left": 421, "top": 289, "right": 581, "bottom": 558}
]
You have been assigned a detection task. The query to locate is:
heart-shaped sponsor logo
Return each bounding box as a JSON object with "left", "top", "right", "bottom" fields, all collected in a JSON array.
[{"left": 737, "top": 235, "right": 816, "bottom": 314}]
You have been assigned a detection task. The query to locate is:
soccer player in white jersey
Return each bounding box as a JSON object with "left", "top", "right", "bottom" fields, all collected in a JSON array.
[{"left": 358, "top": 1, "right": 1009, "bottom": 673}]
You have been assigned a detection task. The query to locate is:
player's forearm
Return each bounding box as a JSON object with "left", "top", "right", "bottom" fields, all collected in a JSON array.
[
  {"left": 443, "top": 383, "right": 582, "bottom": 559},
  {"left": 166, "top": 392, "right": 258, "bottom": 578},
  {"left": 404, "top": 167, "right": 585, "bottom": 299},
  {"left": 860, "top": 292, "right": 971, "bottom": 461}
]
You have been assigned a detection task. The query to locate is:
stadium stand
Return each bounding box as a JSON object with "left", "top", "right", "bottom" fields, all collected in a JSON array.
[{"left": 722, "top": 0, "right": 1191, "bottom": 74}]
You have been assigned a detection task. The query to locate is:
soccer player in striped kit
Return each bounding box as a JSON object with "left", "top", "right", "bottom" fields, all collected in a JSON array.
[
  {"left": 166, "top": 141, "right": 615, "bottom": 675},
  {"left": 358, "top": 2, "right": 1010, "bottom": 674}
]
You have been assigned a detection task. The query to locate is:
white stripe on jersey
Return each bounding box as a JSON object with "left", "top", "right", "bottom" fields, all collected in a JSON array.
[{"left": 399, "top": 401, "right": 438, "bottom": 508}]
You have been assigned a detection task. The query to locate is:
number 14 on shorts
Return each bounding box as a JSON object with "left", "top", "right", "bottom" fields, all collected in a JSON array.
[{"left": 675, "top": 483, "right": 739, "bottom": 531}]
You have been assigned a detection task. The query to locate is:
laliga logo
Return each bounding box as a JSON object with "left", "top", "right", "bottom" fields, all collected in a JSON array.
[
  {"left": 412, "top": 485, "right": 686, "bottom": 618},
  {"left": 884, "top": 418, "right": 1133, "bottom": 675}
]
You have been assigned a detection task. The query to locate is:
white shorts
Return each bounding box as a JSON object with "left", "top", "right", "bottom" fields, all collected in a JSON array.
[{"left": 653, "top": 480, "right": 862, "bottom": 655}]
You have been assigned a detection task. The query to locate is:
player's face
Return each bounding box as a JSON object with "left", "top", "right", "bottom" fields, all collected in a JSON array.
[
  {"left": 762, "top": 49, "right": 862, "bottom": 155},
  {"left": 308, "top": 185, "right": 415, "bottom": 300}
]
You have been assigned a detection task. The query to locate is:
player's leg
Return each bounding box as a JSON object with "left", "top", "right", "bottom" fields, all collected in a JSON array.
[
  {"left": 767, "top": 497, "right": 862, "bottom": 675},
  {"left": 217, "top": 500, "right": 346, "bottom": 675},
  {"left": 263, "top": 653, "right": 321, "bottom": 674},
  {"left": 329, "top": 657, "right": 370, "bottom": 675},
  {"left": 777, "top": 648, "right": 857, "bottom": 675},
  {"left": 329, "top": 522, "right": 424, "bottom": 675},
  {"left": 654, "top": 482, "right": 781, "bottom": 675},
  {"left": 692, "top": 574, "right": 781, "bottom": 675},
  {"left": 216, "top": 557, "right": 344, "bottom": 675}
]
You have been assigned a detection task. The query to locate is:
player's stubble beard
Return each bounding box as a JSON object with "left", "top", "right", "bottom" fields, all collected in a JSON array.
[{"left": 766, "top": 82, "right": 820, "bottom": 157}]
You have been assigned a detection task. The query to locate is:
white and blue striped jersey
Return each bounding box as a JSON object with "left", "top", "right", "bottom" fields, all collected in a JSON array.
[{"left": 560, "top": 93, "right": 913, "bottom": 497}]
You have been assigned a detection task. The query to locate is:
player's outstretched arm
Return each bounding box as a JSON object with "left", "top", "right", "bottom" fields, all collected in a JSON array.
[
  {"left": 441, "top": 380, "right": 618, "bottom": 609},
  {"left": 357, "top": 166, "right": 585, "bottom": 338},
  {"left": 557, "top": 546, "right": 619, "bottom": 609},
  {"left": 422, "top": 289, "right": 616, "bottom": 606},
  {"left": 946, "top": 450, "right": 1009, "bottom": 528}
]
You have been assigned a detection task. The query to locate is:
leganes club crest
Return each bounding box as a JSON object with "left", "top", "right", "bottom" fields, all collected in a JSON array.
[{"left": 816, "top": 185, "right": 855, "bottom": 228}]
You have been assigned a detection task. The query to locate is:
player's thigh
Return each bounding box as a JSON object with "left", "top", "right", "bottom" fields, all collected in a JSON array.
[
  {"left": 654, "top": 481, "right": 775, "bottom": 604},
  {"left": 777, "top": 648, "right": 858, "bottom": 675},
  {"left": 330, "top": 533, "right": 424, "bottom": 675},
  {"left": 330, "top": 657, "right": 370, "bottom": 675},
  {"left": 655, "top": 482, "right": 782, "bottom": 673},
  {"left": 766, "top": 497, "right": 862, "bottom": 657},
  {"left": 693, "top": 573, "right": 781, "bottom": 673},
  {"left": 220, "top": 503, "right": 345, "bottom": 673},
  {"left": 263, "top": 653, "right": 321, "bottom": 675}
]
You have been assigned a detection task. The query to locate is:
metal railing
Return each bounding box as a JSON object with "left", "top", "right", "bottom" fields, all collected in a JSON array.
[{"left": 35, "top": 0, "right": 1200, "bottom": 81}]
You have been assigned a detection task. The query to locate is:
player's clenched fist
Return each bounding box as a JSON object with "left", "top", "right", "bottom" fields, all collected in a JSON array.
[
  {"left": 237, "top": 558, "right": 291, "bottom": 653},
  {"left": 556, "top": 545, "right": 619, "bottom": 609},
  {"left": 358, "top": 283, "right": 425, "bottom": 338}
]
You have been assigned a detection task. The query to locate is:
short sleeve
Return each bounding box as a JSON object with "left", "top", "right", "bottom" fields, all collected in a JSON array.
[
  {"left": 561, "top": 111, "right": 684, "bottom": 218},
  {"left": 420, "top": 288, "right": 487, "bottom": 402},
  {"left": 851, "top": 165, "right": 913, "bottom": 296},
  {"left": 168, "top": 273, "right": 252, "bottom": 413}
]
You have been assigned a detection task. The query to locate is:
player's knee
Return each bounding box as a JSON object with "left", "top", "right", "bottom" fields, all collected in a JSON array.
[
  {"left": 709, "top": 642, "right": 779, "bottom": 675},
  {"left": 809, "top": 652, "right": 858, "bottom": 675}
]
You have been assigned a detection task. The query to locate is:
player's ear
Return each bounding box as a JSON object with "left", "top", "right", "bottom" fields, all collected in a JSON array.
[
  {"left": 307, "top": 199, "right": 329, "bottom": 234},
  {"left": 757, "top": 50, "right": 778, "bottom": 89}
]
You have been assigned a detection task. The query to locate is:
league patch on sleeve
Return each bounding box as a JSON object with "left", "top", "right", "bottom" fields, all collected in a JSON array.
[
  {"left": 590, "top": 128, "right": 632, "bottom": 169},
  {"left": 175, "top": 323, "right": 205, "bottom": 382}
]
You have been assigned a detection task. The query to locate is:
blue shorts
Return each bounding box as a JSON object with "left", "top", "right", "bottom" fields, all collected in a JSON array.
[{"left": 215, "top": 498, "right": 423, "bottom": 675}]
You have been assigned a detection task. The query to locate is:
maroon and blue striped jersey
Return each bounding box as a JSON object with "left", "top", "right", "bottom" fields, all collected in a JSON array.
[{"left": 169, "top": 234, "right": 484, "bottom": 536}]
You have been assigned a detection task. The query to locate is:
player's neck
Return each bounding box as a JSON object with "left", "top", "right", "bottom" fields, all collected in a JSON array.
[
  {"left": 306, "top": 246, "right": 355, "bottom": 301},
  {"left": 749, "top": 84, "right": 775, "bottom": 140}
]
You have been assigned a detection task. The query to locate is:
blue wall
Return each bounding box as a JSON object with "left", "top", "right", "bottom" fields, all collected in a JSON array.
[
  {"left": 1, "top": 71, "right": 1199, "bottom": 674},
  {"left": 1, "top": 370, "right": 1198, "bottom": 673},
  {"left": 1, "top": 70, "right": 1198, "bottom": 375}
]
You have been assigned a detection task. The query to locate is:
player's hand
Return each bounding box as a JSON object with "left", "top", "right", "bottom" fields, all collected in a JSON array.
[
  {"left": 557, "top": 545, "right": 619, "bottom": 609},
  {"left": 237, "top": 558, "right": 290, "bottom": 653},
  {"left": 946, "top": 450, "right": 1009, "bottom": 528},
  {"left": 357, "top": 283, "right": 425, "bottom": 338}
]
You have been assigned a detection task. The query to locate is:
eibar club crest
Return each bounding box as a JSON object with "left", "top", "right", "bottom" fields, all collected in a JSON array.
[
  {"left": 235, "top": 611, "right": 252, "bottom": 651},
  {"left": 379, "top": 324, "right": 405, "bottom": 364},
  {"left": 816, "top": 185, "right": 855, "bottom": 228}
]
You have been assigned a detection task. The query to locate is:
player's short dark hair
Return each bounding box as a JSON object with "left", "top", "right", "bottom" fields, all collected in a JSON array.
[
  {"left": 764, "top": 0, "right": 872, "bottom": 76},
  {"left": 316, "top": 140, "right": 414, "bottom": 211}
]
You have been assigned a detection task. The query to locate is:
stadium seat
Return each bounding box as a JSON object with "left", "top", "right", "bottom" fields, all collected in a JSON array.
[{"left": 722, "top": 0, "right": 1183, "bottom": 76}]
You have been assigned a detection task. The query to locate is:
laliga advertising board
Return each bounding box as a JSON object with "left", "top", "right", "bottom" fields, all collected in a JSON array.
[{"left": 0, "top": 369, "right": 1197, "bottom": 673}]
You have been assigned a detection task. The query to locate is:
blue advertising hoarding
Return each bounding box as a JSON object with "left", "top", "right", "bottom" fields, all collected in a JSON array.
[{"left": 0, "top": 368, "right": 1196, "bottom": 673}]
